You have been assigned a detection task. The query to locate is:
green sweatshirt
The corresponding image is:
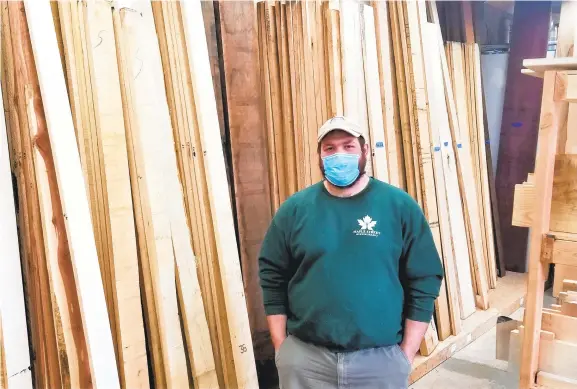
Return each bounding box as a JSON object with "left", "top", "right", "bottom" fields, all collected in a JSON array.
[{"left": 258, "top": 177, "right": 444, "bottom": 351}]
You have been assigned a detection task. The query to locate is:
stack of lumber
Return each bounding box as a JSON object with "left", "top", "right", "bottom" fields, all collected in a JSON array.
[
  {"left": 508, "top": 278, "right": 577, "bottom": 388},
  {"left": 512, "top": 1, "right": 577, "bottom": 299},
  {"left": 0, "top": 1, "right": 257, "bottom": 388},
  {"left": 254, "top": 0, "right": 501, "bottom": 357}
]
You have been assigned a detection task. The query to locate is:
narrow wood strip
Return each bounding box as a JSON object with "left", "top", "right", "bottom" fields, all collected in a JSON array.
[
  {"left": 257, "top": 2, "right": 280, "bottom": 210},
  {"left": 398, "top": 2, "right": 421, "bottom": 205},
  {"left": 0, "top": 36, "right": 33, "bottom": 387},
  {"left": 389, "top": 1, "right": 416, "bottom": 198},
  {"left": 278, "top": 3, "right": 297, "bottom": 195},
  {"left": 374, "top": 1, "right": 402, "bottom": 188},
  {"left": 180, "top": 1, "right": 259, "bottom": 387},
  {"left": 472, "top": 43, "right": 498, "bottom": 287},
  {"left": 326, "top": 8, "right": 343, "bottom": 117},
  {"left": 362, "top": 4, "right": 388, "bottom": 182},
  {"left": 1, "top": 5, "right": 61, "bottom": 387},
  {"left": 264, "top": 3, "right": 287, "bottom": 202}
]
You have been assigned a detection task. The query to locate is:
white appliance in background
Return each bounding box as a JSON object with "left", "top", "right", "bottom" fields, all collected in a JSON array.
[{"left": 480, "top": 50, "right": 509, "bottom": 173}]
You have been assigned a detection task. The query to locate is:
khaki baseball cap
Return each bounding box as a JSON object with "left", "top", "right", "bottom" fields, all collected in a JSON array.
[{"left": 317, "top": 116, "right": 364, "bottom": 143}]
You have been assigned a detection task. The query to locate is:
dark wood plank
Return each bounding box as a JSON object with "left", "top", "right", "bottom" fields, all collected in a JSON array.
[
  {"left": 217, "top": 1, "right": 274, "bottom": 368},
  {"left": 495, "top": 0, "right": 551, "bottom": 272}
]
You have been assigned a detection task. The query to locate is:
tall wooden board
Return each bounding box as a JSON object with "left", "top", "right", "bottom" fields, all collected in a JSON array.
[
  {"left": 180, "top": 1, "right": 259, "bottom": 387},
  {"left": 23, "top": 0, "right": 120, "bottom": 387}
]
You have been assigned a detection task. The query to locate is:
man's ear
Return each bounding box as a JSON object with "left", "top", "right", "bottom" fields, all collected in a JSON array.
[{"left": 362, "top": 143, "right": 370, "bottom": 156}]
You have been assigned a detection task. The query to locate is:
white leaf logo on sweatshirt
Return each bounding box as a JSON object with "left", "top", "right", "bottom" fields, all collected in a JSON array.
[
  {"left": 358, "top": 216, "right": 377, "bottom": 231},
  {"left": 354, "top": 215, "right": 380, "bottom": 237}
]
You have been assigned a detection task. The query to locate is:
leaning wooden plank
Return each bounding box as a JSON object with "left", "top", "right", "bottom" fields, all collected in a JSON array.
[
  {"left": 422, "top": 22, "right": 465, "bottom": 333},
  {"left": 373, "top": 1, "right": 402, "bottom": 188},
  {"left": 218, "top": 0, "right": 275, "bottom": 364},
  {"left": 57, "top": 4, "right": 114, "bottom": 385},
  {"left": 0, "top": 46, "right": 33, "bottom": 389},
  {"left": 431, "top": 26, "right": 477, "bottom": 320},
  {"left": 537, "top": 372, "right": 577, "bottom": 389},
  {"left": 180, "top": 1, "right": 258, "bottom": 387},
  {"left": 362, "top": 4, "right": 388, "bottom": 182},
  {"left": 340, "top": 1, "right": 372, "bottom": 176},
  {"left": 22, "top": 1, "right": 120, "bottom": 387},
  {"left": 1, "top": 5, "right": 61, "bottom": 387},
  {"left": 472, "top": 43, "right": 498, "bottom": 288},
  {"left": 113, "top": 2, "right": 217, "bottom": 388},
  {"left": 83, "top": 2, "right": 150, "bottom": 387},
  {"left": 16, "top": 9, "right": 92, "bottom": 385},
  {"left": 519, "top": 71, "right": 569, "bottom": 389}
]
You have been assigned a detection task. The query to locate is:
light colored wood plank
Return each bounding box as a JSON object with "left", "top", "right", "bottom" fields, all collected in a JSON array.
[
  {"left": 180, "top": 1, "right": 258, "bottom": 387},
  {"left": 83, "top": 2, "right": 149, "bottom": 387},
  {"left": 362, "top": 4, "right": 388, "bottom": 182},
  {"left": 444, "top": 41, "right": 490, "bottom": 309},
  {"left": 519, "top": 71, "right": 569, "bottom": 389},
  {"left": 565, "top": 73, "right": 577, "bottom": 102},
  {"left": 523, "top": 57, "right": 577, "bottom": 72},
  {"left": 113, "top": 4, "right": 191, "bottom": 387},
  {"left": 423, "top": 21, "right": 475, "bottom": 324},
  {"left": 472, "top": 43, "right": 498, "bottom": 289},
  {"left": 0, "top": 39, "right": 33, "bottom": 388},
  {"left": 23, "top": 0, "right": 120, "bottom": 387},
  {"left": 537, "top": 372, "right": 577, "bottom": 389},
  {"left": 513, "top": 329, "right": 577, "bottom": 381},
  {"left": 541, "top": 311, "right": 577, "bottom": 343},
  {"left": 373, "top": 1, "right": 402, "bottom": 188},
  {"left": 326, "top": 8, "right": 343, "bottom": 117},
  {"left": 340, "top": 1, "right": 372, "bottom": 176},
  {"left": 555, "top": 266, "right": 577, "bottom": 297}
]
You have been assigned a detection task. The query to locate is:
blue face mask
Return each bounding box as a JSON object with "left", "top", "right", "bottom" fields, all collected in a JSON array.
[{"left": 321, "top": 153, "right": 360, "bottom": 187}]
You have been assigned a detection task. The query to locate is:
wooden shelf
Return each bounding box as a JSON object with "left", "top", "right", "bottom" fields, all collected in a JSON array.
[{"left": 409, "top": 272, "right": 527, "bottom": 385}]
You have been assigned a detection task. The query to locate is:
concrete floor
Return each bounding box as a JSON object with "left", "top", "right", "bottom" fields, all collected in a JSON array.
[{"left": 410, "top": 289, "right": 556, "bottom": 389}]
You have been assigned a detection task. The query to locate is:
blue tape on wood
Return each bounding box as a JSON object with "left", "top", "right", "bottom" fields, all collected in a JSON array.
[
  {"left": 375, "top": 141, "right": 384, "bottom": 148},
  {"left": 512, "top": 122, "right": 523, "bottom": 128},
  {"left": 457, "top": 143, "right": 462, "bottom": 148},
  {"left": 434, "top": 146, "right": 441, "bottom": 152},
  {"left": 444, "top": 142, "right": 448, "bottom": 147}
]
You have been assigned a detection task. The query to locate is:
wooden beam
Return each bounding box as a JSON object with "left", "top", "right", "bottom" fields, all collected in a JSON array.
[
  {"left": 180, "top": 1, "right": 258, "bottom": 387},
  {"left": 0, "top": 36, "right": 33, "bottom": 387},
  {"left": 519, "top": 71, "right": 569, "bottom": 389},
  {"left": 23, "top": 1, "right": 120, "bottom": 387}
]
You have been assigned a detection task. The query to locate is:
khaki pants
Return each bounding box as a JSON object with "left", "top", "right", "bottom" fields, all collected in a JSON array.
[{"left": 275, "top": 335, "right": 411, "bottom": 389}]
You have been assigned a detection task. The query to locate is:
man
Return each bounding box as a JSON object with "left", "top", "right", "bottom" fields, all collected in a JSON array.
[{"left": 258, "top": 116, "right": 444, "bottom": 389}]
